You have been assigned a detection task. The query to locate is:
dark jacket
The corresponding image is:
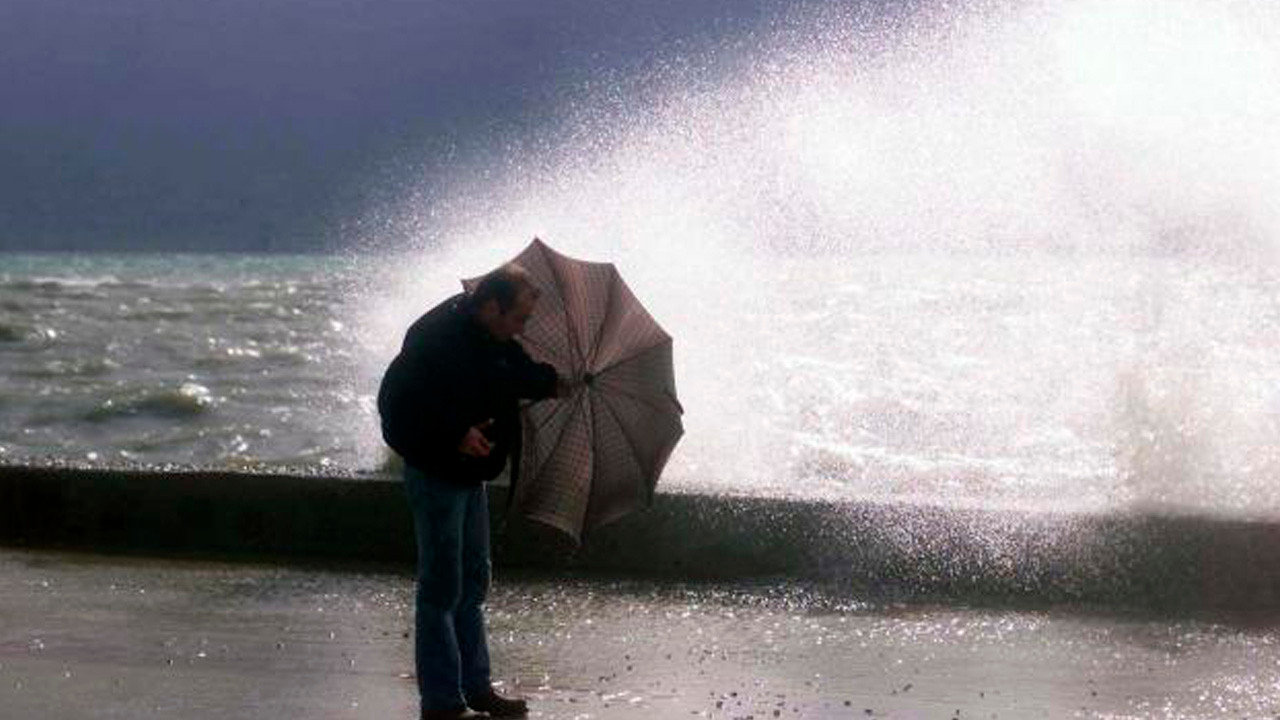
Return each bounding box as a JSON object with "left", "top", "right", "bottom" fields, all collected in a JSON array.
[{"left": 377, "top": 293, "right": 557, "bottom": 484}]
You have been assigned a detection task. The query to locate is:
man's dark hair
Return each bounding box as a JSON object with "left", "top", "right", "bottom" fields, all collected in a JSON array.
[{"left": 470, "top": 263, "right": 539, "bottom": 313}]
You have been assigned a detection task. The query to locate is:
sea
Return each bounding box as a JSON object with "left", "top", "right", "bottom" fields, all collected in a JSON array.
[
  {"left": 4, "top": 0, "right": 1280, "bottom": 519},
  {"left": 2, "top": 250, "right": 1278, "bottom": 520},
  {"left": 0, "top": 253, "right": 373, "bottom": 472}
]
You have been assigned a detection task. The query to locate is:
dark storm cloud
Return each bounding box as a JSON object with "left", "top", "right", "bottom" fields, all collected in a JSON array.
[{"left": 0, "top": 0, "right": 786, "bottom": 251}]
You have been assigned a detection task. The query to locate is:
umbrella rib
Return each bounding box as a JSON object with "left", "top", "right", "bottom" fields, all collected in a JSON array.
[
  {"left": 519, "top": 394, "right": 586, "bottom": 489},
  {"left": 562, "top": 392, "right": 594, "bottom": 451},
  {"left": 593, "top": 390, "right": 655, "bottom": 490},
  {"left": 593, "top": 382, "right": 679, "bottom": 417},
  {"left": 528, "top": 393, "right": 578, "bottom": 435},
  {"left": 593, "top": 338, "right": 686, "bottom": 412},
  {"left": 585, "top": 268, "right": 618, "bottom": 370},
  {"left": 546, "top": 250, "right": 586, "bottom": 371},
  {"left": 592, "top": 336, "right": 672, "bottom": 379},
  {"left": 517, "top": 332, "right": 560, "bottom": 366},
  {"left": 593, "top": 344, "right": 683, "bottom": 413},
  {"left": 577, "top": 389, "right": 638, "bottom": 533}
]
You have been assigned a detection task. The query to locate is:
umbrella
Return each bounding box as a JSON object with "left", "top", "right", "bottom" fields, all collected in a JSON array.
[{"left": 464, "top": 238, "right": 683, "bottom": 543}]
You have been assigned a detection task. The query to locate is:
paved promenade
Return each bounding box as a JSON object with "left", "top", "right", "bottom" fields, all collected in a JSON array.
[{"left": 2, "top": 547, "right": 1279, "bottom": 719}]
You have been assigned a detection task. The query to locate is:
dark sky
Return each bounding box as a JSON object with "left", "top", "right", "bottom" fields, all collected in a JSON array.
[{"left": 0, "top": 0, "right": 816, "bottom": 252}]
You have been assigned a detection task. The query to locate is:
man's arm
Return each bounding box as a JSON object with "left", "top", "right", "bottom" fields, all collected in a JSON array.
[{"left": 502, "top": 342, "right": 559, "bottom": 400}]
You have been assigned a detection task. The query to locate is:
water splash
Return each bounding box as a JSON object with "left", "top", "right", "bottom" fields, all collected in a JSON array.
[{"left": 348, "top": 0, "right": 1280, "bottom": 515}]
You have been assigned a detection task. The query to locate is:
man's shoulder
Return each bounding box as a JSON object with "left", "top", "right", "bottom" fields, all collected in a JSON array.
[
  {"left": 421, "top": 292, "right": 468, "bottom": 324},
  {"left": 405, "top": 293, "right": 468, "bottom": 344}
]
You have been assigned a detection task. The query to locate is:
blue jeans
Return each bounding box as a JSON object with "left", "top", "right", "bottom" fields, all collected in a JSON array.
[{"left": 404, "top": 465, "right": 492, "bottom": 711}]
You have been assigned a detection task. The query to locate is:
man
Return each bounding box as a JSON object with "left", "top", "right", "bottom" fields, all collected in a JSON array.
[{"left": 378, "top": 263, "right": 559, "bottom": 719}]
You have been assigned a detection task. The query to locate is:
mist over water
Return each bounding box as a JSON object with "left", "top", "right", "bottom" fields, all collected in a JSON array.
[{"left": 350, "top": 0, "right": 1280, "bottom": 515}]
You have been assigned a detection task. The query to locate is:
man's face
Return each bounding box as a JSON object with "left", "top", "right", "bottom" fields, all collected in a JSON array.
[{"left": 486, "top": 288, "right": 538, "bottom": 341}]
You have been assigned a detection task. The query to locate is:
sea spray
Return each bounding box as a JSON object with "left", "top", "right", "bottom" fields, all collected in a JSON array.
[{"left": 345, "top": 0, "right": 1280, "bottom": 513}]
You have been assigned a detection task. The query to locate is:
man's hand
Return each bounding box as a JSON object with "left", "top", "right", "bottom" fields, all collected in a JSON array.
[{"left": 458, "top": 419, "right": 495, "bottom": 457}]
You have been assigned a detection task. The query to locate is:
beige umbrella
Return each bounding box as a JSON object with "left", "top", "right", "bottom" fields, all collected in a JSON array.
[{"left": 464, "top": 238, "right": 683, "bottom": 543}]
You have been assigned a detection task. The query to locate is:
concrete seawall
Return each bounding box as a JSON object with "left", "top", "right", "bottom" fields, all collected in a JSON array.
[{"left": 2, "top": 465, "right": 1278, "bottom": 610}]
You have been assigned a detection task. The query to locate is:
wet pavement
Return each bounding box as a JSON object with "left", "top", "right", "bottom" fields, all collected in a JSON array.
[{"left": 2, "top": 548, "right": 1279, "bottom": 719}]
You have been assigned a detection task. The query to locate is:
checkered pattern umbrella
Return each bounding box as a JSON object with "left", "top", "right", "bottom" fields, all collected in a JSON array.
[{"left": 464, "top": 238, "right": 683, "bottom": 543}]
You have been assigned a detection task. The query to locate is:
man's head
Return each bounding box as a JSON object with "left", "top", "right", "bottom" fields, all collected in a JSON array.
[{"left": 469, "top": 263, "right": 540, "bottom": 341}]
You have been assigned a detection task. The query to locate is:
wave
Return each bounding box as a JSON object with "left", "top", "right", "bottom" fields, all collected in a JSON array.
[
  {"left": 13, "top": 357, "right": 120, "bottom": 379},
  {"left": 0, "top": 276, "right": 225, "bottom": 296},
  {"left": 187, "top": 344, "right": 319, "bottom": 369},
  {"left": 0, "top": 323, "right": 58, "bottom": 346},
  {"left": 264, "top": 347, "right": 315, "bottom": 365},
  {"left": 0, "top": 276, "right": 124, "bottom": 292},
  {"left": 95, "top": 279, "right": 155, "bottom": 291},
  {"left": 85, "top": 382, "right": 217, "bottom": 421},
  {"left": 1, "top": 279, "right": 72, "bottom": 293},
  {"left": 0, "top": 323, "right": 27, "bottom": 343},
  {"left": 119, "top": 307, "right": 194, "bottom": 322}
]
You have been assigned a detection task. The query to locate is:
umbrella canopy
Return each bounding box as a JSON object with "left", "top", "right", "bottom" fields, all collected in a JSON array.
[{"left": 464, "top": 238, "right": 683, "bottom": 542}]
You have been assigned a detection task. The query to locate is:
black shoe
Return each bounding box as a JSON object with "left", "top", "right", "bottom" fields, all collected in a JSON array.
[
  {"left": 421, "top": 707, "right": 482, "bottom": 720},
  {"left": 465, "top": 688, "right": 529, "bottom": 718}
]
